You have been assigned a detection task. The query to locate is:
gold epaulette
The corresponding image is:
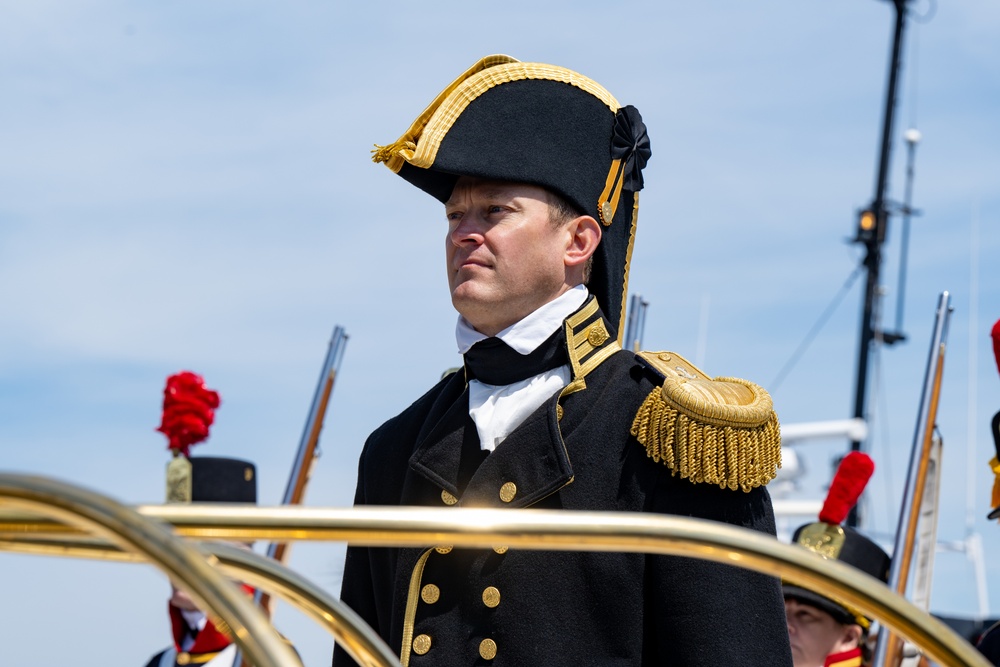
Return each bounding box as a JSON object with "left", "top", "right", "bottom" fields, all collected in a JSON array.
[{"left": 630, "top": 351, "right": 781, "bottom": 492}]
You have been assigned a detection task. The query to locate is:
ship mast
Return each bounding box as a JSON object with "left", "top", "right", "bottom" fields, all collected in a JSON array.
[{"left": 848, "top": 0, "right": 913, "bottom": 527}]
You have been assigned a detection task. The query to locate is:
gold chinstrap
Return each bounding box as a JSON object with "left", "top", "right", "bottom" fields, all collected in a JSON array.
[{"left": 0, "top": 474, "right": 990, "bottom": 667}]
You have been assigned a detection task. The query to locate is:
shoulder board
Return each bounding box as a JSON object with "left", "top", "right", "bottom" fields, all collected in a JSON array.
[{"left": 631, "top": 350, "right": 781, "bottom": 492}]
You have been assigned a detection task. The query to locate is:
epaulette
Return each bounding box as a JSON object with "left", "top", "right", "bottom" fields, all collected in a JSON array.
[{"left": 630, "top": 351, "right": 781, "bottom": 492}]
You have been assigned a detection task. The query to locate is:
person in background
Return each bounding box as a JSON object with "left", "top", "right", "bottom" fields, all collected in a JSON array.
[
  {"left": 143, "top": 456, "right": 259, "bottom": 667},
  {"left": 975, "top": 318, "right": 1000, "bottom": 664},
  {"left": 784, "top": 452, "right": 891, "bottom": 667}
]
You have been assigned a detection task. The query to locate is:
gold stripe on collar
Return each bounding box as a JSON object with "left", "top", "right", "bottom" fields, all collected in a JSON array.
[
  {"left": 561, "top": 298, "right": 621, "bottom": 397},
  {"left": 578, "top": 341, "right": 621, "bottom": 378},
  {"left": 569, "top": 316, "right": 605, "bottom": 349},
  {"left": 565, "top": 296, "right": 599, "bottom": 330}
]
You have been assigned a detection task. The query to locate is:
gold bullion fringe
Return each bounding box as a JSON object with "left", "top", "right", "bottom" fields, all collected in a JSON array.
[{"left": 630, "top": 387, "right": 781, "bottom": 492}]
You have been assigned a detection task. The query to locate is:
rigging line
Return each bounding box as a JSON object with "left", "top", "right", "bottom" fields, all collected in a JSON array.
[{"left": 769, "top": 266, "right": 863, "bottom": 391}]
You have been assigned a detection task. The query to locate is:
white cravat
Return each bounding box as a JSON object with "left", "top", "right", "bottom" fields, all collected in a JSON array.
[
  {"left": 457, "top": 286, "right": 588, "bottom": 451},
  {"left": 179, "top": 609, "right": 207, "bottom": 650}
]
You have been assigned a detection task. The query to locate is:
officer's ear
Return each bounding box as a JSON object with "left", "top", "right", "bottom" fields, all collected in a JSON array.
[{"left": 563, "top": 215, "right": 601, "bottom": 274}]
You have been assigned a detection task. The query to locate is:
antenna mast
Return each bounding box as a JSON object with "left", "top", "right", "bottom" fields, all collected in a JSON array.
[{"left": 847, "top": 0, "right": 912, "bottom": 527}]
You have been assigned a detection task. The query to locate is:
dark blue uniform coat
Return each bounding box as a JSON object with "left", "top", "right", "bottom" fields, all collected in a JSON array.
[{"left": 333, "top": 309, "right": 792, "bottom": 667}]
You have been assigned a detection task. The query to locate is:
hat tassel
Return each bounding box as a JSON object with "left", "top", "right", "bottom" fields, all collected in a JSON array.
[{"left": 371, "top": 140, "right": 416, "bottom": 165}]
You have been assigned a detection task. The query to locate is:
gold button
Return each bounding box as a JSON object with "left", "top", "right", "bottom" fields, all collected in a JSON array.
[
  {"left": 421, "top": 584, "right": 440, "bottom": 604},
  {"left": 587, "top": 324, "right": 609, "bottom": 347},
  {"left": 176, "top": 654, "right": 191, "bottom": 666},
  {"left": 435, "top": 545, "right": 453, "bottom": 554},
  {"left": 441, "top": 490, "right": 458, "bottom": 505},
  {"left": 556, "top": 404, "right": 564, "bottom": 421},
  {"left": 658, "top": 352, "right": 672, "bottom": 361},
  {"left": 492, "top": 545, "right": 508, "bottom": 554},
  {"left": 499, "top": 482, "right": 517, "bottom": 503},
  {"left": 600, "top": 201, "right": 614, "bottom": 226},
  {"left": 482, "top": 586, "right": 501, "bottom": 608},
  {"left": 413, "top": 634, "right": 432, "bottom": 655},
  {"left": 479, "top": 638, "right": 497, "bottom": 660}
]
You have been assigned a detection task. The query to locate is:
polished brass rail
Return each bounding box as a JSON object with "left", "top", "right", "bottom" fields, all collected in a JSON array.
[
  {"left": 0, "top": 474, "right": 303, "bottom": 667},
  {"left": 1, "top": 482, "right": 990, "bottom": 666},
  {"left": 0, "top": 536, "right": 399, "bottom": 667}
]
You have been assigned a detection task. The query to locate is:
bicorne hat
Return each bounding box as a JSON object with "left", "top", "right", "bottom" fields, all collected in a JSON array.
[{"left": 371, "top": 55, "right": 651, "bottom": 341}]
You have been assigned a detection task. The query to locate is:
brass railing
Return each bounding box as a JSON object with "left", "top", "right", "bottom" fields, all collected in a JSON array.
[{"left": 0, "top": 472, "right": 990, "bottom": 667}]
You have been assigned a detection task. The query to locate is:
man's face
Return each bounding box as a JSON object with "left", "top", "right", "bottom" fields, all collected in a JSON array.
[
  {"left": 785, "top": 598, "right": 861, "bottom": 667},
  {"left": 445, "top": 177, "right": 576, "bottom": 336}
]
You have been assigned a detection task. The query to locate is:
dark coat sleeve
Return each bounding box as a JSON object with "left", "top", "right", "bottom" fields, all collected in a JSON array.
[
  {"left": 643, "top": 477, "right": 793, "bottom": 666},
  {"left": 978, "top": 623, "right": 1000, "bottom": 666}
]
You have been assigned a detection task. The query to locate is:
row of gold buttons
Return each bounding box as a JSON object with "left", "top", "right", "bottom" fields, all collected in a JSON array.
[
  {"left": 438, "top": 489, "right": 509, "bottom": 554},
  {"left": 411, "top": 635, "right": 497, "bottom": 660},
  {"left": 422, "top": 483, "right": 510, "bottom": 660},
  {"left": 418, "top": 584, "right": 501, "bottom": 608},
  {"left": 440, "top": 482, "right": 519, "bottom": 506},
  {"left": 433, "top": 545, "right": 507, "bottom": 555}
]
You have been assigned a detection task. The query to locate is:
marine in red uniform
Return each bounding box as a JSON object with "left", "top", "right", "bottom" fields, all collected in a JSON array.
[
  {"left": 784, "top": 453, "right": 890, "bottom": 667},
  {"left": 976, "top": 318, "right": 1000, "bottom": 665},
  {"left": 142, "top": 456, "right": 259, "bottom": 667},
  {"left": 143, "top": 582, "right": 248, "bottom": 667}
]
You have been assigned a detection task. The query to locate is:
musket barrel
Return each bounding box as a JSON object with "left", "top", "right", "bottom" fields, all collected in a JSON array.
[{"left": 875, "top": 292, "right": 953, "bottom": 667}]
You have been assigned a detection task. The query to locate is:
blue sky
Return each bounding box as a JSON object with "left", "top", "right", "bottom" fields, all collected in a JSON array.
[{"left": 2, "top": 1, "right": 999, "bottom": 664}]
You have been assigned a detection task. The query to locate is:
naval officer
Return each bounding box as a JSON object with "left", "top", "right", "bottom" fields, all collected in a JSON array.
[{"left": 334, "top": 54, "right": 791, "bottom": 667}]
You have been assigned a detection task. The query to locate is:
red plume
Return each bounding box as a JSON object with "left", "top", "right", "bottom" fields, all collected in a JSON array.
[
  {"left": 819, "top": 452, "right": 875, "bottom": 525},
  {"left": 991, "top": 318, "right": 1000, "bottom": 378},
  {"left": 156, "top": 371, "right": 220, "bottom": 456}
]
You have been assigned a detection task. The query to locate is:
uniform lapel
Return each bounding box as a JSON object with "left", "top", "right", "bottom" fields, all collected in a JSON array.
[
  {"left": 410, "top": 387, "right": 574, "bottom": 509},
  {"left": 408, "top": 374, "right": 471, "bottom": 501},
  {"left": 460, "top": 394, "right": 573, "bottom": 508}
]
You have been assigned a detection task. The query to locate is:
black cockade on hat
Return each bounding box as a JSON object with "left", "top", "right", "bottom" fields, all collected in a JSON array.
[{"left": 611, "top": 105, "right": 651, "bottom": 192}]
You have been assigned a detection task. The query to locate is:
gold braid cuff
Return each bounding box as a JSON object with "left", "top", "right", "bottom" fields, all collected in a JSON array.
[{"left": 630, "top": 351, "right": 781, "bottom": 492}]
